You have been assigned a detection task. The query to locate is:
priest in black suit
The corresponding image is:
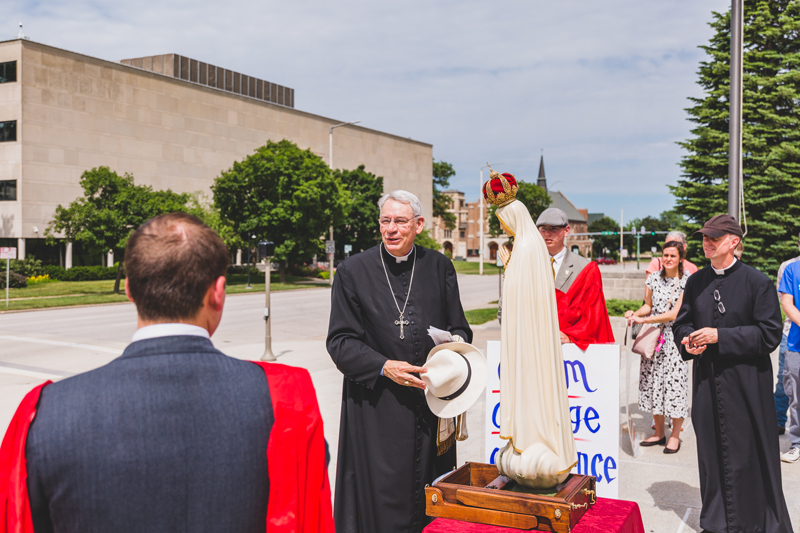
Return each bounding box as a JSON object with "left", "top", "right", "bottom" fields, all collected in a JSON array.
[
  {"left": 327, "top": 190, "right": 472, "bottom": 533},
  {"left": 673, "top": 214, "right": 791, "bottom": 533}
]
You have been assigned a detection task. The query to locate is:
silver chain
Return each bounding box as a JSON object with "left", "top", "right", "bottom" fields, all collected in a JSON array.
[{"left": 379, "top": 243, "right": 416, "bottom": 339}]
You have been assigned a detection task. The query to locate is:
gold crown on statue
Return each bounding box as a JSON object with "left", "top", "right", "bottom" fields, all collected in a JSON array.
[{"left": 482, "top": 165, "right": 519, "bottom": 207}]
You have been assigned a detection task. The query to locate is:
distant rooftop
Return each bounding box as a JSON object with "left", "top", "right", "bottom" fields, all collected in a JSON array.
[
  {"left": 548, "top": 190, "right": 587, "bottom": 223},
  {"left": 120, "top": 54, "right": 294, "bottom": 108}
]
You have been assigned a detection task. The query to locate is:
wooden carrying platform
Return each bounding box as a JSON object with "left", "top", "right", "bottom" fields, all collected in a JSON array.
[{"left": 425, "top": 462, "right": 596, "bottom": 532}]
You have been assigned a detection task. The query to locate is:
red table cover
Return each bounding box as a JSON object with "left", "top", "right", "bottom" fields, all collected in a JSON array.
[{"left": 423, "top": 497, "right": 644, "bottom": 533}]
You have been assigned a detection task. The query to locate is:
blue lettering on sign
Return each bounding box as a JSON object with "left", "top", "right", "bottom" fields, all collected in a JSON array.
[
  {"left": 492, "top": 403, "right": 500, "bottom": 429},
  {"left": 570, "top": 405, "right": 601, "bottom": 434},
  {"left": 490, "top": 447, "right": 500, "bottom": 464},
  {"left": 497, "top": 363, "right": 501, "bottom": 380},
  {"left": 575, "top": 452, "right": 617, "bottom": 484},
  {"left": 564, "top": 360, "right": 597, "bottom": 393}
]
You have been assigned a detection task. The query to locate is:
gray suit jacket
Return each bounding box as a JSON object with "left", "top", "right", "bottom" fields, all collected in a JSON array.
[
  {"left": 26, "top": 335, "right": 274, "bottom": 533},
  {"left": 554, "top": 249, "right": 591, "bottom": 293}
]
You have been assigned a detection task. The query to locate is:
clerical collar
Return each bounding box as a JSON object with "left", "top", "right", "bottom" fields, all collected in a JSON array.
[
  {"left": 388, "top": 246, "right": 415, "bottom": 264},
  {"left": 712, "top": 257, "right": 737, "bottom": 276}
]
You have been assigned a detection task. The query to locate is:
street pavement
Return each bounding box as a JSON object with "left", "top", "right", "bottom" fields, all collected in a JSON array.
[{"left": 0, "top": 274, "right": 798, "bottom": 532}]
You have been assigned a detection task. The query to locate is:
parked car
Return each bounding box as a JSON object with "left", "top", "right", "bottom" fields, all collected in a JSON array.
[{"left": 595, "top": 256, "right": 617, "bottom": 265}]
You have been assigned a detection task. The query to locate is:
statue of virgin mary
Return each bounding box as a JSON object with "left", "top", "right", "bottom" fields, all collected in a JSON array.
[{"left": 483, "top": 168, "right": 577, "bottom": 489}]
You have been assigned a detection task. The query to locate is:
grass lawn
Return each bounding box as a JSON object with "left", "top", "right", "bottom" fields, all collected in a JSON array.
[
  {"left": 452, "top": 261, "right": 503, "bottom": 275},
  {"left": 0, "top": 275, "right": 324, "bottom": 312},
  {"left": 605, "top": 299, "right": 641, "bottom": 317},
  {"left": 465, "top": 307, "right": 499, "bottom": 325}
]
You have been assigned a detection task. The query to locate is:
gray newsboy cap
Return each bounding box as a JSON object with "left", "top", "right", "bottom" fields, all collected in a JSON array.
[{"left": 536, "top": 208, "right": 569, "bottom": 227}]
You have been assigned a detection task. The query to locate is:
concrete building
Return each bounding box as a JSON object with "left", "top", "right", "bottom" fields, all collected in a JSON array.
[
  {"left": 0, "top": 38, "right": 433, "bottom": 265},
  {"left": 432, "top": 156, "right": 591, "bottom": 261}
]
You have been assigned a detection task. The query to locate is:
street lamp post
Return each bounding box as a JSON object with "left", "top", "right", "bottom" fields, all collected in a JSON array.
[
  {"left": 259, "top": 241, "right": 276, "bottom": 362},
  {"left": 479, "top": 162, "right": 502, "bottom": 275},
  {"left": 328, "top": 120, "right": 361, "bottom": 285}
]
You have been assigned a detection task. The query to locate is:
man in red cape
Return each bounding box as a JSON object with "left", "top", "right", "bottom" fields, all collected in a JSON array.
[
  {"left": 0, "top": 213, "right": 333, "bottom": 533},
  {"left": 536, "top": 208, "right": 613, "bottom": 349}
]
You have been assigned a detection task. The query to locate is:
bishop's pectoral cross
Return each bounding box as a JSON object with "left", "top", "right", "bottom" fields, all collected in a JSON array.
[{"left": 395, "top": 314, "right": 410, "bottom": 340}]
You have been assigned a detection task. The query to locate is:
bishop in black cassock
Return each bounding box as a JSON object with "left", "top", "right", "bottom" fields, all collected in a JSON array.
[
  {"left": 673, "top": 215, "right": 791, "bottom": 533},
  {"left": 327, "top": 192, "right": 472, "bottom": 533}
]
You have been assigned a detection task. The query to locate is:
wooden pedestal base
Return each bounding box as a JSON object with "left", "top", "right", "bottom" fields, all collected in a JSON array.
[{"left": 425, "top": 462, "right": 596, "bottom": 532}]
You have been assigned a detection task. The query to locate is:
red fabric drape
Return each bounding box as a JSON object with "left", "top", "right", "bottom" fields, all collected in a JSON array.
[
  {"left": 424, "top": 497, "right": 644, "bottom": 533},
  {"left": 0, "top": 382, "right": 50, "bottom": 533},
  {"left": 253, "top": 361, "right": 335, "bottom": 533},
  {"left": 0, "top": 362, "right": 334, "bottom": 533},
  {"left": 556, "top": 262, "right": 614, "bottom": 350}
]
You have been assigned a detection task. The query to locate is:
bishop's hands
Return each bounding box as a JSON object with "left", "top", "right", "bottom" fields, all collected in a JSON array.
[
  {"left": 498, "top": 246, "right": 511, "bottom": 269},
  {"left": 383, "top": 360, "right": 427, "bottom": 389}
]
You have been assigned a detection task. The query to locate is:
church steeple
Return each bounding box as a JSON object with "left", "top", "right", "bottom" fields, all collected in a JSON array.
[{"left": 537, "top": 155, "right": 547, "bottom": 191}]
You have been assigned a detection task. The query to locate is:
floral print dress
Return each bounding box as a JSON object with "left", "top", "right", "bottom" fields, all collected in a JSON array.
[{"left": 638, "top": 271, "right": 690, "bottom": 419}]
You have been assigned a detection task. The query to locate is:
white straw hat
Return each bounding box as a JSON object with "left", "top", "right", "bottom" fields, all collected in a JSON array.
[{"left": 422, "top": 342, "right": 488, "bottom": 418}]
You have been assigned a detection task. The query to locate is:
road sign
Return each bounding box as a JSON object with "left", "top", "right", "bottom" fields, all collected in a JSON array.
[
  {"left": 325, "top": 240, "right": 335, "bottom": 254},
  {"left": 0, "top": 247, "right": 16, "bottom": 259},
  {"left": 344, "top": 244, "right": 352, "bottom": 254}
]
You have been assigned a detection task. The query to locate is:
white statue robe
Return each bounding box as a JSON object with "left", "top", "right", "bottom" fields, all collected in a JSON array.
[{"left": 495, "top": 200, "right": 578, "bottom": 489}]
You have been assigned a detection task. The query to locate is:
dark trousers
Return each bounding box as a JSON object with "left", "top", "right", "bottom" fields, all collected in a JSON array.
[{"left": 775, "top": 334, "right": 789, "bottom": 427}]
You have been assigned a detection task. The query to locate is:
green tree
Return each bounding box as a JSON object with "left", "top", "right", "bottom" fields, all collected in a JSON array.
[
  {"left": 414, "top": 228, "right": 441, "bottom": 251},
  {"left": 588, "top": 216, "right": 621, "bottom": 259},
  {"left": 659, "top": 209, "right": 689, "bottom": 230},
  {"left": 333, "top": 165, "right": 383, "bottom": 258},
  {"left": 211, "top": 140, "right": 349, "bottom": 282},
  {"left": 487, "top": 181, "right": 552, "bottom": 236},
  {"left": 45, "top": 166, "right": 189, "bottom": 293},
  {"left": 629, "top": 216, "right": 672, "bottom": 254},
  {"left": 432, "top": 160, "right": 456, "bottom": 230},
  {"left": 185, "top": 193, "right": 243, "bottom": 258},
  {"left": 672, "top": 1, "right": 800, "bottom": 273}
]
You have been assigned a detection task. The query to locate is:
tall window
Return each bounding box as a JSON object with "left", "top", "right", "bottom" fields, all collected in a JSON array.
[
  {"left": 0, "top": 121, "right": 16, "bottom": 142},
  {"left": 0, "top": 180, "right": 16, "bottom": 201},
  {"left": 0, "top": 62, "right": 16, "bottom": 84},
  {"left": 443, "top": 230, "right": 452, "bottom": 239}
]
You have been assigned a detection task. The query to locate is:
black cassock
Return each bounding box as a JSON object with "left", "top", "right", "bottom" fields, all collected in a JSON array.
[
  {"left": 327, "top": 244, "right": 472, "bottom": 533},
  {"left": 673, "top": 260, "right": 791, "bottom": 533}
]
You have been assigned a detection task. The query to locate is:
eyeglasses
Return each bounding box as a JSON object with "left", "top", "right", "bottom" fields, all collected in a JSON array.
[
  {"left": 538, "top": 225, "right": 567, "bottom": 234},
  {"left": 713, "top": 290, "right": 725, "bottom": 314},
  {"left": 379, "top": 217, "right": 414, "bottom": 227}
]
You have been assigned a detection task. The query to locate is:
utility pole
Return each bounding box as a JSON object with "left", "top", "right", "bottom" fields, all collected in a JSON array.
[
  {"left": 620, "top": 208, "right": 624, "bottom": 269},
  {"left": 729, "top": 0, "right": 744, "bottom": 220}
]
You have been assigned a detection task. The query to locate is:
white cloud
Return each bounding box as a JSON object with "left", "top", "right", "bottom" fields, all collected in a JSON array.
[{"left": 8, "top": 0, "right": 730, "bottom": 219}]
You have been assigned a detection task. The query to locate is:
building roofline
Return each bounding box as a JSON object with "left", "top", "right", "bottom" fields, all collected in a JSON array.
[{"left": 1, "top": 38, "right": 433, "bottom": 148}]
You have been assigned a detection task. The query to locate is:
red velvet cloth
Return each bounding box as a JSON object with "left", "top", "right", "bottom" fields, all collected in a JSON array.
[
  {"left": 254, "top": 362, "right": 335, "bottom": 533},
  {"left": 424, "top": 497, "right": 644, "bottom": 533},
  {"left": 0, "top": 382, "right": 50, "bottom": 533},
  {"left": 555, "top": 262, "right": 614, "bottom": 350},
  {"left": 0, "top": 363, "right": 334, "bottom": 533}
]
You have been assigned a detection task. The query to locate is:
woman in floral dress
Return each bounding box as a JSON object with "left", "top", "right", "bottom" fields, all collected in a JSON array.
[{"left": 625, "top": 241, "right": 690, "bottom": 454}]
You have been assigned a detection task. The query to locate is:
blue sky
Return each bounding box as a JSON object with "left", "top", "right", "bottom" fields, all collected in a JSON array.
[{"left": 6, "top": 0, "right": 729, "bottom": 222}]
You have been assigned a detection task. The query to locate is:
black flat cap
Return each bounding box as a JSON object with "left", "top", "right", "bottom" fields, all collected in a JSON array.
[{"left": 694, "top": 214, "right": 743, "bottom": 239}]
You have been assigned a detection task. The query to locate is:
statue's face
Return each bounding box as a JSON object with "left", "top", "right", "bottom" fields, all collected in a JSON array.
[{"left": 379, "top": 199, "right": 424, "bottom": 256}]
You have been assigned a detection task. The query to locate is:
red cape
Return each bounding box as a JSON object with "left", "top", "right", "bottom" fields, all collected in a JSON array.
[
  {"left": 555, "top": 262, "right": 614, "bottom": 350},
  {"left": 0, "top": 363, "right": 333, "bottom": 533}
]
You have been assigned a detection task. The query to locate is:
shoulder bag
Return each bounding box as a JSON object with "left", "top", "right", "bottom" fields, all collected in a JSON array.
[{"left": 631, "top": 279, "right": 678, "bottom": 359}]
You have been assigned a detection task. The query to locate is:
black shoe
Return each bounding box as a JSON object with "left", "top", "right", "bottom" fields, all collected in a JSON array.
[
  {"left": 664, "top": 442, "right": 681, "bottom": 454},
  {"left": 640, "top": 437, "right": 666, "bottom": 447},
  {"left": 779, "top": 426, "right": 786, "bottom": 435}
]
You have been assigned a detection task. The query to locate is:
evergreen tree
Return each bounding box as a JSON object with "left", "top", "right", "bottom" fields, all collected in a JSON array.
[{"left": 672, "top": 1, "right": 800, "bottom": 274}]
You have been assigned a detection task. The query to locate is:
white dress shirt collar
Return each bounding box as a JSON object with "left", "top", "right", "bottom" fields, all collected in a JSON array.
[
  {"left": 712, "top": 257, "right": 737, "bottom": 276},
  {"left": 550, "top": 247, "right": 567, "bottom": 276},
  {"left": 131, "top": 323, "right": 210, "bottom": 343}
]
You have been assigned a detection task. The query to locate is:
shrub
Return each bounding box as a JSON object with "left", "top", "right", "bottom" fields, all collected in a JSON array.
[
  {"left": 59, "top": 266, "right": 119, "bottom": 282},
  {"left": 289, "top": 264, "right": 319, "bottom": 277},
  {"left": 27, "top": 274, "right": 52, "bottom": 284},
  {"left": 227, "top": 265, "right": 261, "bottom": 277},
  {"left": 318, "top": 270, "right": 335, "bottom": 280},
  {"left": 8, "top": 256, "right": 44, "bottom": 277},
  {"left": 42, "top": 265, "right": 67, "bottom": 280},
  {"left": 0, "top": 270, "right": 27, "bottom": 289}
]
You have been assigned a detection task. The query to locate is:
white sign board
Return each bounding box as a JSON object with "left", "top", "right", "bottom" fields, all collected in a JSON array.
[
  {"left": 344, "top": 244, "right": 352, "bottom": 254},
  {"left": 0, "top": 247, "right": 16, "bottom": 260},
  {"left": 484, "top": 341, "right": 620, "bottom": 498},
  {"left": 325, "top": 240, "right": 335, "bottom": 254}
]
